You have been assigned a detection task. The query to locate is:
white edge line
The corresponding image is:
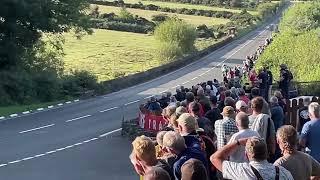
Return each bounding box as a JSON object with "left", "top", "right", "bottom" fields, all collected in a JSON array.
[
  {"left": 74, "top": 99, "right": 80, "bottom": 102},
  {"left": 37, "top": 108, "right": 44, "bottom": 111},
  {"left": 182, "top": 81, "right": 190, "bottom": 85},
  {"left": 22, "top": 157, "right": 34, "bottom": 161},
  {"left": 9, "top": 114, "right": 18, "bottom": 117},
  {"left": 65, "top": 101, "right": 71, "bottom": 104},
  {"left": 22, "top": 111, "right": 30, "bottom": 114},
  {"left": 99, "top": 128, "right": 122, "bottom": 137},
  {"left": 48, "top": 105, "right": 54, "bottom": 108},
  {"left": 143, "top": 95, "right": 153, "bottom": 100},
  {"left": 99, "top": 107, "right": 119, "bottom": 113},
  {"left": 19, "top": 124, "right": 55, "bottom": 134},
  {"left": 8, "top": 160, "right": 21, "bottom": 164},
  {"left": 34, "top": 154, "right": 45, "bottom": 158},
  {"left": 57, "top": 103, "right": 63, "bottom": 106},
  {"left": 0, "top": 164, "right": 7, "bottom": 167},
  {"left": 159, "top": 89, "right": 169, "bottom": 94},
  {"left": 124, "top": 100, "right": 140, "bottom": 106},
  {"left": 0, "top": 116, "right": 5, "bottom": 120},
  {"left": 191, "top": 77, "right": 198, "bottom": 80},
  {"left": 66, "top": 115, "right": 91, "bottom": 122}
]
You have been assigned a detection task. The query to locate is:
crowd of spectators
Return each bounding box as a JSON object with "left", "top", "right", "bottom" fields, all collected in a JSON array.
[{"left": 129, "top": 39, "right": 317, "bottom": 180}]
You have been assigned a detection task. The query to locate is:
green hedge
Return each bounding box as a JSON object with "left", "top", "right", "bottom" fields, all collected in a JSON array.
[{"left": 91, "top": 0, "right": 236, "bottom": 19}]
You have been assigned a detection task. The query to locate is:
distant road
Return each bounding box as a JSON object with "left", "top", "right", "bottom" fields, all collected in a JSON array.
[{"left": 0, "top": 19, "right": 276, "bottom": 180}]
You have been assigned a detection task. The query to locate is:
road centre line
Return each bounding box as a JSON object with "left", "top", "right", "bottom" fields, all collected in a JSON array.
[
  {"left": 99, "top": 128, "right": 122, "bottom": 137},
  {"left": 191, "top": 77, "right": 198, "bottom": 80},
  {"left": 19, "top": 124, "right": 55, "bottom": 134},
  {"left": 124, "top": 100, "right": 140, "bottom": 106},
  {"left": 66, "top": 114, "right": 91, "bottom": 122},
  {"left": 199, "top": 72, "right": 206, "bottom": 76},
  {"left": 99, "top": 107, "right": 119, "bottom": 113},
  {"left": 182, "top": 81, "right": 190, "bottom": 85},
  {"left": 144, "top": 95, "right": 154, "bottom": 100}
]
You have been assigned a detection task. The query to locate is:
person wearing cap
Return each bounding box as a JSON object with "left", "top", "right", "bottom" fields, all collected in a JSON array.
[
  {"left": 181, "top": 158, "right": 208, "bottom": 180},
  {"left": 235, "top": 100, "right": 248, "bottom": 114},
  {"left": 210, "top": 137, "right": 293, "bottom": 180},
  {"left": 214, "top": 106, "right": 238, "bottom": 150},
  {"left": 162, "top": 131, "right": 208, "bottom": 180},
  {"left": 279, "top": 64, "right": 292, "bottom": 99},
  {"left": 228, "top": 112, "right": 260, "bottom": 163},
  {"left": 176, "top": 113, "right": 202, "bottom": 150}
]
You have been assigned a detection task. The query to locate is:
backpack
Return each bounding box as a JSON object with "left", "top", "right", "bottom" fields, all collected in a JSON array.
[
  {"left": 287, "top": 70, "right": 293, "bottom": 82},
  {"left": 266, "top": 117, "right": 276, "bottom": 158}
]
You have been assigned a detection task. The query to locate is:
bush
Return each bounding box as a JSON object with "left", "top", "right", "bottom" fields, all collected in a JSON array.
[
  {"left": 279, "top": 2, "right": 320, "bottom": 34},
  {"left": 256, "top": 2, "right": 279, "bottom": 19},
  {"left": 154, "top": 18, "right": 197, "bottom": 53},
  {"left": 151, "top": 14, "right": 169, "bottom": 23},
  {"left": 196, "top": 24, "right": 214, "bottom": 38},
  {"left": 62, "top": 70, "right": 99, "bottom": 96},
  {"left": 95, "top": 21, "right": 154, "bottom": 33},
  {"left": 157, "top": 42, "right": 183, "bottom": 62},
  {"left": 118, "top": 8, "right": 135, "bottom": 22}
]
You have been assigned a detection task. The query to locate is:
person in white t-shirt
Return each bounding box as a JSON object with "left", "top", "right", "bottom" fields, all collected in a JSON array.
[
  {"left": 210, "top": 137, "right": 294, "bottom": 180},
  {"left": 228, "top": 112, "right": 260, "bottom": 163}
]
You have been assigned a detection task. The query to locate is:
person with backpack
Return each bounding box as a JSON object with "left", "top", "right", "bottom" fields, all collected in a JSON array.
[
  {"left": 210, "top": 137, "right": 294, "bottom": 180},
  {"left": 279, "top": 64, "right": 293, "bottom": 99},
  {"left": 265, "top": 66, "right": 273, "bottom": 101},
  {"left": 249, "top": 97, "right": 276, "bottom": 161}
]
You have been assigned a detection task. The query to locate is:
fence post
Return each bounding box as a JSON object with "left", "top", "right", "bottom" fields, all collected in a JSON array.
[
  {"left": 285, "top": 99, "right": 291, "bottom": 125},
  {"left": 291, "top": 99, "right": 298, "bottom": 128}
]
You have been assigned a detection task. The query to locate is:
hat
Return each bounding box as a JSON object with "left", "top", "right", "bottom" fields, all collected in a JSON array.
[
  {"left": 221, "top": 106, "right": 235, "bottom": 117},
  {"left": 177, "top": 113, "right": 196, "bottom": 130},
  {"left": 236, "top": 100, "right": 247, "bottom": 110},
  {"left": 181, "top": 158, "right": 208, "bottom": 180},
  {"left": 280, "top": 64, "right": 287, "bottom": 69}
]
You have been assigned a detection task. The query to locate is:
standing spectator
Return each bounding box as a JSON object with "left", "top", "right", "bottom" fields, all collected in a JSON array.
[
  {"left": 230, "top": 87, "right": 238, "bottom": 101},
  {"left": 235, "top": 100, "right": 248, "bottom": 114},
  {"left": 197, "top": 88, "right": 211, "bottom": 113},
  {"left": 205, "top": 96, "right": 222, "bottom": 126},
  {"left": 238, "top": 88, "right": 250, "bottom": 105},
  {"left": 144, "top": 167, "right": 171, "bottom": 180},
  {"left": 300, "top": 102, "right": 320, "bottom": 162},
  {"left": 297, "top": 98, "right": 311, "bottom": 133},
  {"left": 148, "top": 97, "right": 162, "bottom": 114},
  {"left": 158, "top": 93, "right": 169, "bottom": 109},
  {"left": 274, "top": 90, "right": 286, "bottom": 113},
  {"left": 176, "top": 113, "right": 202, "bottom": 150},
  {"left": 155, "top": 131, "right": 177, "bottom": 169},
  {"left": 210, "top": 137, "right": 294, "bottom": 180},
  {"left": 270, "top": 96, "right": 284, "bottom": 131},
  {"left": 249, "top": 88, "right": 271, "bottom": 116},
  {"left": 162, "top": 131, "right": 208, "bottom": 180},
  {"left": 184, "top": 92, "right": 195, "bottom": 108},
  {"left": 181, "top": 158, "right": 208, "bottom": 180},
  {"left": 279, "top": 64, "right": 293, "bottom": 99},
  {"left": 257, "top": 68, "right": 268, "bottom": 100},
  {"left": 228, "top": 112, "right": 260, "bottom": 163},
  {"left": 249, "top": 69, "right": 258, "bottom": 87},
  {"left": 130, "top": 135, "right": 173, "bottom": 179},
  {"left": 249, "top": 97, "right": 276, "bottom": 158},
  {"left": 214, "top": 106, "right": 238, "bottom": 149},
  {"left": 274, "top": 125, "right": 320, "bottom": 180},
  {"left": 175, "top": 87, "right": 186, "bottom": 102},
  {"left": 265, "top": 66, "right": 273, "bottom": 100},
  {"left": 168, "top": 96, "right": 177, "bottom": 107},
  {"left": 189, "top": 102, "right": 214, "bottom": 139}
]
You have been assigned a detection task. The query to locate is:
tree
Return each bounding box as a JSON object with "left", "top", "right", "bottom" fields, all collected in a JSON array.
[{"left": 0, "top": 0, "right": 92, "bottom": 70}]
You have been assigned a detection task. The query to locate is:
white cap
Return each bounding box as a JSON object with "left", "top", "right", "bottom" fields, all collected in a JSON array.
[{"left": 236, "top": 100, "right": 247, "bottom": 110}]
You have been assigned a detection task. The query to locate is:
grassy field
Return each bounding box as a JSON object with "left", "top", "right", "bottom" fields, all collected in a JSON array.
[
  {"left": 63, "top": 29, "right": 221, "bottom": 81},
  {"left": 97, "top": 5, "right": 230, "bottom": 25},
  {"left": 123, "top": 0, "right": 258, "bottom": 15}
]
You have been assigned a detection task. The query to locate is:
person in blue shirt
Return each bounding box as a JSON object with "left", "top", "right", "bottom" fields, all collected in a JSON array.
[
  {"left": 299, "top": 102, "right": 320, "bottom": 162},
  {"left": 162, "top": 131, "right": 208, "bottom": 180}
]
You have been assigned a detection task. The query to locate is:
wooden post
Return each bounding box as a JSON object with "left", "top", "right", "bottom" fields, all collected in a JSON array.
[
  {"left": 285, "top": 99, "right": 291, "bottom": 125},
  {"left": 291, "top": 99, "right": 298, "bottom": 128}
]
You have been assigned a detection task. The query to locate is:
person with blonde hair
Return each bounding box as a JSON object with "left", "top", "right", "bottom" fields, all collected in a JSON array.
[
  {"left": 300, "top": 102, "right": 320, "bottom": 162},
  {"left": 274, "top": 125, "right": 320, "bottom": 180},
  {"left": 130, "top": 135, "right": 173, "bottom": 179},
  {"left": 144, "top": 167, "right": 171, "bottom": 180}
]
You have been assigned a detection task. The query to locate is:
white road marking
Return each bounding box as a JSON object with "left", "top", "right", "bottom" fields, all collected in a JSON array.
[
  {"left": 48, "top": 105, "right": 54, "bottom": 109},
  {"left": 99, "top": 107, "right": 118, "bottom": 113},
  {"left": 199, "top": 72, "right": 206, "bottom": 76},
  {"left": 57, "top": 103, "right": 63, "bottom": 106},
  {"left": 66, "top": 115, "right": 91, "bottom": 123},
  {"left": 34, "top": 154, "right": 45, "bottom": 158},
  {"left": 8, "top": 160, "right": 21, "bottom": 164},
  {"left": 191, "top": 77, "right": 198, "bottom": 80},
  {"left": 205, "top": 69, "right": 211, "bottom": 73},
  {"left": 172, "top": 85, "right": 180, "bottom": 89},
  {"left": 74, "top": 99, "right": 80, "bottom": 102},
  {"left": 9, "top": 114, "right": 18, "bottom": 118},
  {"left": 22, "top": 111, "right": 30, "bottom": 114},
  {"left": 99, "top": 128, "right": 122, "bottom": 137},
  {"left": 0, "top": 164, "right": 7, "bottom": 167},
  {"left": 0, "top": 116, "right": 4, "bottom": 120},
  {"left": 22, "top": 157, "right": 34, "bottom": 161},
  {"left": 182, "top": 81, "right": 190, "bottom": 84},
  {"left": 66, "top": 101, "right": 72, "bottom": 104},
  {"left": 56, "top": 147, "right": 66, "bottom": 151},
  {"left": 37, "top": 108, "right": 44, "bottom": 111},
  {"left": 74, "top": 142, "right": 83, "bottom": 146},
  {"left": 159, "top": 89, "right": 169, "bottom": 94},
  {"left": 65, "top": 145, "right": 74, "bottom": 149},
  {"left": 124, "top": 100, "right": 140, "bottom": 106},
  {"left": 19, "top": 124, "right": 55, "bottom": 134},
  {"left": 45, "top": 150, "right": 57, "bottom": 154},
  {"left": 144, "top": 95, "right": 154, "bottom": 100}
]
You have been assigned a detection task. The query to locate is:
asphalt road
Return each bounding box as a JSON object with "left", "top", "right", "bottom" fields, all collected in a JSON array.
[{"left": 0, "top": 19, "right": 277, "bottom": 180}]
